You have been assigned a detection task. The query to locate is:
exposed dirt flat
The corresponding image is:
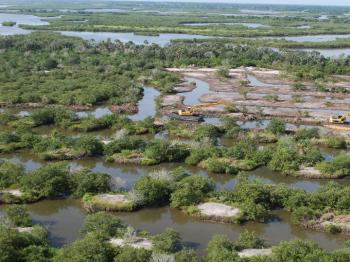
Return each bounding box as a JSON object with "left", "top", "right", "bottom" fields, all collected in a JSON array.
[
  {"left": 298, "top": 167, "right": 322, "bottom": 176},
  {"left": 1, "top": 189, "right": 23, "bottom": 196},
  {"left": 238, "top": 249, "right": 272, "bottom": 258},
  {"left": 199, "top": 93, "right": 349, "bottom": 111},
  {"left": 157, "top": 94, "right": 335, "bottom": 124},
  {"left": 109, "top": 238, "right": 153, "bottom": 250},
  {"left": 110, "top": 104, "right": 138, "bottom": 114},
  {"left": 197, "top": 202, "right": 240, "bottom": 217},
  {"left": 15, "top": 227, "right": 33, "bottom": 233},
  {"left": 167, "top": 67, "right": 350, "bottom": 98},
  {"left": 173, "top": 79, "right": 197, "bottom": 93},
  {"left": 95, "top": 194, "right": 131, "bottom": 204}
]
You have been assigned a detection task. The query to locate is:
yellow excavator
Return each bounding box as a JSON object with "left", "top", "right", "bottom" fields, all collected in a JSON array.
[
  {"left": 170, "top": 101, "right": 238, "bottom": 121},
  {"left": 323, "top": 113, "right": 350, "bottom": 130},
  {"left": 329, "top": 113, "right": 350, "bottom": 124}
]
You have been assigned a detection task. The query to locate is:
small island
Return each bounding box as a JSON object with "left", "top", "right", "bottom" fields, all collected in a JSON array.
[{"left": 2, "top": 21, "right": 16, "bottom": 26}]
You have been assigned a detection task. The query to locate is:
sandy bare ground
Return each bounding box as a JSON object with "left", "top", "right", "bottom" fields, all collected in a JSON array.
[
  {"left": 1, "top": 189, "right": 23, "bottom": 196},
  {"left": 173, "top": 79, "right": 197, "bottom": 93},
  {"left": 109, "top": 238, "right": 153, "bottom": 250},
  {"left": 199, "top": 93, "right": 350, "bottom": 111},
  {"left": 298, "top": 167, "right": 322, "bottom": 176},
  {"left": 167, "top": 67, "right": 350, "bottom": 98},
  {"left": 15, "top": 227, "right": 33, "bottom": 233},
  {"left": 238, "top": 249, "right": 272, "bottom": 258},
  {"left": 168, "top": 68, "right": 248, "bottom": 92},
  {"left": 158, "top": 94, "right": 335, "bottom": 124},
  {"left": 197, "top": 203, "right": 240, "bottom": 217},
  {"left": 94, "top": 194, "right": 131, "bottom": 204}
]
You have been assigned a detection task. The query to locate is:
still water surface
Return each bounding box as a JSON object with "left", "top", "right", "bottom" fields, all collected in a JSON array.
[{"left": 1, "top": 11, "right": 350, "bottom": 253}]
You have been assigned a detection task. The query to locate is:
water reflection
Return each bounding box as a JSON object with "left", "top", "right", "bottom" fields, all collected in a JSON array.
[{"left": 1, "top": 202, "right": 348, "bottom": 255}]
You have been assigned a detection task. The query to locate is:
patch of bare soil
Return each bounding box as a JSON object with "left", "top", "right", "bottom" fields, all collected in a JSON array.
[
  {"left": 157, "top": 95, "right": 187, "bottom": 115},
  {"left": 167, "top": 67, "right": 350, "bottom": 98},
  {"left": 173, "top": 79, "right": 197, "bottom": 93},
  {"left": 95, "top": 194, "right": 131, "bottom": 204},
  {"left": 1, "top": 189, "right": 23, "bottom": 196},
  {"left": 197, "top": 202, "right": 240, "bottom": 217},
  {"left": 296, "top": 167, "right": 330, "bottom": 179},
  {"left": 109, "top": 238, "right": 153, "bottom": 250},
  {"left": 110, "top": 104, "right": 138, "bottom": 114},
  {"left": 238, "top": 249, "right": 272, "bottom": 258},
  {"left": 15, "top": 227, "right": 33, "bottom": 233},
  {"left": 199, "top": 93, "right": 349, "bottom": 111},
  {"left": 167, "top": 68, "right": 248, "bottom": 92}
]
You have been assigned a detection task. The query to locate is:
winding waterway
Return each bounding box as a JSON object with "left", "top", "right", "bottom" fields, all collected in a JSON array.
[
  {"left": 1, "top": 11, "right": 350, "bottom": 255},
  {"left": 1, "top": 12, "right": 350, "bottom": 57}
]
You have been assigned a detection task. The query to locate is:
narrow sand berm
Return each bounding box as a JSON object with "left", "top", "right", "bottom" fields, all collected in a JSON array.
[{"left": 197, "top": 202, "right": 240, "bottom": 217}]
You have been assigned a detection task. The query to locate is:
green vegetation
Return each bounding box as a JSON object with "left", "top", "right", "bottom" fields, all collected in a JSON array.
[
  {"left": 2, "top": 21, "right": 16, "bottom": 26},
  {"left": 0, "top": 161, "right": 120, "bottom": 203},
  {"left": 5, "top": 201, "right": 350, "bottom": 262}
]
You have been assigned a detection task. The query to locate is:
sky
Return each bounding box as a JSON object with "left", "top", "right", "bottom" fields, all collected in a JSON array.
[{"left": 134, "top": 0, "right": 350, "bottom": 7}]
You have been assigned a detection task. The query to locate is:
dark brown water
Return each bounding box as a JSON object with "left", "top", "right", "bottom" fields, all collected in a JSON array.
[{"left": 1, "top": 199, "right": 349, "bottom": 256}]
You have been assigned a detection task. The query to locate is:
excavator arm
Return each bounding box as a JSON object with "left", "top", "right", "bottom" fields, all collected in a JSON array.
[{"left": 330, "top": 112, "right": 350, "bottom": 124}]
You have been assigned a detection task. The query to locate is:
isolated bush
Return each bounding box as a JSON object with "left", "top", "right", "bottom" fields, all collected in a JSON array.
[
  {"left": 291, "top": 206, "right": 316, "bottom": 225},
  {"left": 53, "top": 234, "right": 115, "bottom": 262},
  {"left": 20, "top": 161, "right": 70, "bottom": 198},
  {"left": 0, "top": 111, "right": 18, "bottom": 124},
  {"left": 271, "top": 238, "right": 323, "bottom": 262},
  {"left": 4, "top": 204, "right": 32, "bottom": 227},
  {"left": 69, "top": 168, "right": 112, "bottom": 197},
  {"left": 0, "top": 161, "right": 25, "bottom": 188},
  {"left": 234, "top": 230, "right": 269, "bottom": 250},
  {"left": 216, "top": 68, "right": 229, "bottom": 78},
  {"left": 134, "top": 175, "right": 172, "bottom": 205},
  {"left": 295, "top": 127, "right": 319, "bottom": 140},
  {"left": 114, "top": 245, "right": 152, "bottom": 262},
  {"left": 170, "top": 175, "right": 215, "bottom": 208},
  {"left": 76, "top": 135, "right": 103, "bottom": 156},
  {"left": 103, "top": 136, "right": 146, "bottom": 155},
  {"left": 78, "top": 212, "right": 125, "bottom": 237},
  {"left": 152, "top": 228, "right": 181, "bottom": 253},
  {"left": 324, "top": 136, "right": 347, "bottom": 149},
  {"left": 266, "top": 118, "right": 286, "bottom": 135},
  {"left": 191, "top": 124, "right": 218, "bottom": 144}
]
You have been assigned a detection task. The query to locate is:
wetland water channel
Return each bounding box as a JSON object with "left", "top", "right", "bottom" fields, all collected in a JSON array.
[
  {"left": 2, "top": 11, "right": 350, "bottom": 255},
  {"left": 1, "top": 12, "right": 350, "bottom": 57},
  {"left": 1, "top": 73, "right": 350, "bottom": 253}
]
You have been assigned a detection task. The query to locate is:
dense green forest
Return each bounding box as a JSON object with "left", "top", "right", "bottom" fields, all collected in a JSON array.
[
  {"left": 17, "top": 12, "right": 350, "bottom": 38},
  {"left": 3, "top": 3, "right": 350, "bottom": 261},
  {"left": 1, "top": 31, "right": 350, "bottom": 107},
  {"left": 2, "top": 0, "right": 350, "bottom": 14}
]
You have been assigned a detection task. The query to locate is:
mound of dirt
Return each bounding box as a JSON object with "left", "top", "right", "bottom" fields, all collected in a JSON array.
[{"left": 110, "top": 104, "right": 138, "bottom": 114}]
